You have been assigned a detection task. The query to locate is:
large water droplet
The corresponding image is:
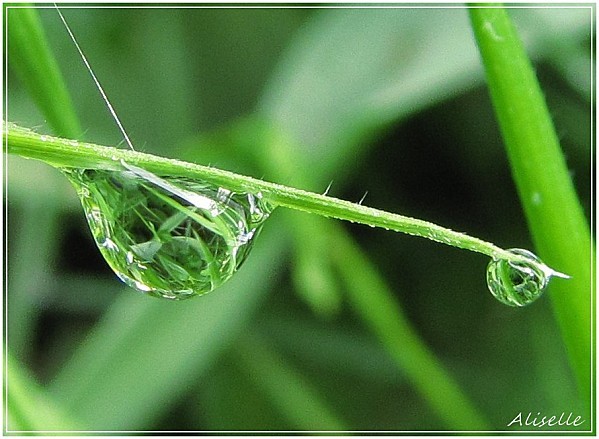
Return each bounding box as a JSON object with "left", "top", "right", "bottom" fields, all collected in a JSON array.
[
  {"left": 486, "top": 248, "right": 559, "bottom": 307},
  {"left": 64, "top": 163, "right": 273, "bottom": 300}
]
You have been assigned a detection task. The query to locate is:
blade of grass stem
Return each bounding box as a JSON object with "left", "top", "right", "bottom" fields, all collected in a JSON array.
[
  {"left": 6, "top": 6, "right": 81, "bottom": 138},
  {"left": 4, "top": 123, "right": 550, "bottom": 269},
  {"left": 469, "top": 5, "right": 592, "bottom": 405}
]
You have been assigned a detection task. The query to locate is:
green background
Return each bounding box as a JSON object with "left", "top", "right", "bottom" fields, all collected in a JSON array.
[{"left": 5, "top": 5, "right": 593, "bottom": 432}]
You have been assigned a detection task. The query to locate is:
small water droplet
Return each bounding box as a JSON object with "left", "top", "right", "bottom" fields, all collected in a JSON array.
[
  {"left": 63, "top": 164, "right": 274, "bottom": 300},
  {"left": 40, "top": 135, "right": 49, "bottom": 142},
  {"left": 486, "top": 248, "right": 552, "bottom": 307}
]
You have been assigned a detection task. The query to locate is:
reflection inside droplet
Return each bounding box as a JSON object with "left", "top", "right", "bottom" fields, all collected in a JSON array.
[
  {"left": 486, "top": 248, "right": 561, "bottom": 307},
  {"left": 63, "top": 164, "right": 274, "bottom": 300}
]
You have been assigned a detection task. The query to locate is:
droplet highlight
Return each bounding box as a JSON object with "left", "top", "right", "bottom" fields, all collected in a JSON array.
[
  {"left": 486, "top": 248, "right": 555, "bottom": 307},
  {"left": 64, "top": 163, "right": 273, "bottom": 300}
]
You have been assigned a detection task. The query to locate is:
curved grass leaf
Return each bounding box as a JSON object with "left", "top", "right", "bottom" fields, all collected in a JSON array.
[
  {"left": 5, "top": 353, "right": 83, "bottom": 432},
  {"left": 6, "top": 6, "right": 81, "bottom": 138}
]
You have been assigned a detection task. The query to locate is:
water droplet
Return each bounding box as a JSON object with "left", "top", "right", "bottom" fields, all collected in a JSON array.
[
  {"left": 486, "top": 248, "right": 558, "bottom": 307},
  {"left": 63, "top": 164, "right": 273, "bottom": 300}
]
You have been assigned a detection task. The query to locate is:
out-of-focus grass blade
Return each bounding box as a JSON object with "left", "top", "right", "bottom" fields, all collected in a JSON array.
[
  {"left": 257, "top": 313, "right": 404, "bottom": 385},
  {"left": 6, "top": 353, "right": 83, "bottom": 432},
  {"left": 235, "top": 333, "right": 347, "bottom": 431},
  {"left": 290, "top": 214, "right": 343, "bottom": 317},
  {"left": 514, "top": 9, "right": 592, "bottom": 102},
  {"left": 6, "top": 201, "right": 61, "bottom": 360},
  {"left": 6, "top": 159, "right": 70, "bottom": 361},
  {"left": 329, "top": 221, "right": 489, "bottom": 430},
  {"left": 260, "top": 8, "right": 477, "bottom": 189},
  {"left": 6, "top": 2, "right": 82, "bottom": 375},
  {"left": 48, "top": 221, "right": 286, "bottom": 431},
  {"left": 469, "top": 6, "right": 592, "bottom": 408},
  {"left": 6, "top": 5, "right": 83, "bottom": 407},
  {"left": 259, "top": 8, "right": 589, "bottom": 190},
  {"left": 125, "top": 10, "right": 194, "bottom": 151},
  {"left": 196, "top": 348, "right": 292, "bottom": 431},
  {"left": 6, "top": 6, "right": 81, "bottom": 138}
]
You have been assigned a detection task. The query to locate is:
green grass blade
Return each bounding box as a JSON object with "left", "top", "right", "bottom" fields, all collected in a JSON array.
[
  {"left": 257, "top": 312, "right": 404, "bottom": 386},
  {"left": 6, "top": 201, "right": 61, "bottom": 360},
  {"left": 289, "top": 213, "right": 343, "bottom": 317},
  {"left": 5, "top": 123, "right": 552, "bottom": 269},
  {"left": 6, "top": 6, "right": 81, "bottom": 138},
  {"left": 5, "top": 353, "right": 83, "bottom": 432},
  {"left": 235, "top": 333, "right": 347, "bottom": 431},
  {"left": 329, "top": 221, "right": 489, "bottom": 430},
  {"left": 469, "top": 5, "right": 592, "bottom": 405}
]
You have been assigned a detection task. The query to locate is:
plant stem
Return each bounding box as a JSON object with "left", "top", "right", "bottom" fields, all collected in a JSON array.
[
  {"left": 4, "top": 121, "right": 554, "bottom": 269},
  {"left": 469, "top": 5, "right": 592, "bottom": 404}
]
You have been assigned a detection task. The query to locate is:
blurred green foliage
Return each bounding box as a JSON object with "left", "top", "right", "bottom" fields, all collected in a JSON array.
[{"left": 5, "top": 5, "right": 592, "bottom": 432}]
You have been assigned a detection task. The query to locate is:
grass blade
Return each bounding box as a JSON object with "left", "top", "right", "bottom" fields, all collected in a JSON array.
[
  {"left": 235, "top": 333, "right": 347, "bottom": 431},
  {"left": 6, "top": 202, "right": 61, "bottom": 360},
  {"left": 329, "top": 221, "right": 490, "bottom": 430},
  {"left": 6, "top": 6, "right": 81, "bottom": 138},
  {"left": 5, "top": 123, "right": 554, "bottom": 269},
  {"left": 5, "top": 353, "right": 82, "bottom": 432},
  {"left": 469, "top": 5, "right": 592, "bottom": 406}
]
